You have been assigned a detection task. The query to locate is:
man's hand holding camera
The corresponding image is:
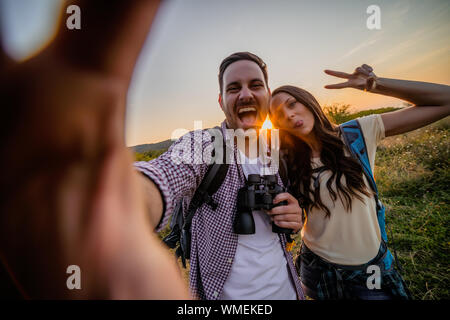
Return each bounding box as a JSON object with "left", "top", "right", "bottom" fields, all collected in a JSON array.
[{"left": 268, "top": 193, "right": 303, "bottom": 234}]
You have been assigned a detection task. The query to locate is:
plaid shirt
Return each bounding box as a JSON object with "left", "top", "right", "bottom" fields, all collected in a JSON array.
[
  {"left": 134, "top": 121, "right": 304, "bottom": 300},
  {"left": 298, "top": 241, "right": 410, "bottom": 300}
]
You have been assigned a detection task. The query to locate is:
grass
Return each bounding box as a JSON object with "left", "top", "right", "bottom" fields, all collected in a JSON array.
[
  {"left": 290, "top": 117, "right": 450, "bottom": 299},
  {"left": 372, "top": 118, "right": 450, "bottom": 299},
  {"left": 142, "top": 107, "right": 449, "bottom": 300}
]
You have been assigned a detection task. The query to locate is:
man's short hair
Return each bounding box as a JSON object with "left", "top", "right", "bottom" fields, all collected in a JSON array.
[{"left": 218, "top": 52, "right": 268, "bottom": 94}]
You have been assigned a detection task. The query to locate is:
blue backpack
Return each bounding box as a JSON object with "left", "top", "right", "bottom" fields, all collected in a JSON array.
[{"left": 339, "top": 119, "right": 397, "bottom": 271}]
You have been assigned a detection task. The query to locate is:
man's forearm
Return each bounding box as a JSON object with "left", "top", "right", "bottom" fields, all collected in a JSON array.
[{"left": 136, "top": 171, "right": 164, "bottom": 229}]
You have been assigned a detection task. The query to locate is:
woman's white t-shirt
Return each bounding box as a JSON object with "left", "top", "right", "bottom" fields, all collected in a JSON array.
[{"left": 301, "top": 114, "right": 385, "bottom": 265}]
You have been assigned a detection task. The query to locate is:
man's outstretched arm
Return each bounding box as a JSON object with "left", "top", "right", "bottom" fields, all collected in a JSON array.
[
  {"left": 137, "top": 173, "right": 164, "bottom": 228},
  {"left": 0, "top": 0, "right": 189, "bottom": 299}
]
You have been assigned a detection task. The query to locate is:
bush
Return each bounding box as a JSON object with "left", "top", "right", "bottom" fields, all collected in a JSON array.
[
  {"left": 323, "top": 103, "right": 352, "bottom": 124},
  {"left": 134, "top": 149, "right": 166, "bottom": 162},
  {"left": 323, "top": 103, "right": 401, "bottom": 124}
]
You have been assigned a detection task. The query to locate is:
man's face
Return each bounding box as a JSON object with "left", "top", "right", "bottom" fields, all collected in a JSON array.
[{"left": 219, "top": 60, "right": 270, "bottom": 130}]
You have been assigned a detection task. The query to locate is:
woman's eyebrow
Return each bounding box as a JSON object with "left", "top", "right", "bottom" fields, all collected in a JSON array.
[
  {"left": 283, "top": 97, "right": 293, "bottom": 106},
  {"left": 272, "top": 96, "right": 291, "bottom": 112}
]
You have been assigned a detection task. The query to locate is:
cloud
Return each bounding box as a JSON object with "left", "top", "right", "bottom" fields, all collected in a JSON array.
[
  {"left": 339, "top": 38, "right": 378, "bottom": 61},
  {"left": 371, "top": 23, "right": 447, "bottom": 66},
  {"left": 393, "top": 45, "right": 450, "bottom": 73},
  {"left": 337, "top": 28, "right": 388, "bottom": 63}
]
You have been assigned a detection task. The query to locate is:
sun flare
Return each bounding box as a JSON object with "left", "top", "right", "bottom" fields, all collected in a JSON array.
[{"left": 261, "top": 116, "right": 273, "bottom": 130}]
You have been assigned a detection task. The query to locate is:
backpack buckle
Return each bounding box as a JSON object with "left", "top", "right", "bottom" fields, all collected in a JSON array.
[
  {"left": 203, "top": 193, "right": 218, "bottom": 210},
  {"left": 376, "top": 199, "right": 382, "bottom": 211}
]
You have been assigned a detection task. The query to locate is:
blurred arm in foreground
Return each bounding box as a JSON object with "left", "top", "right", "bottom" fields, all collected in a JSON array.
[{"left": 0, "top": 0, "right": 189, "bottom": 299}]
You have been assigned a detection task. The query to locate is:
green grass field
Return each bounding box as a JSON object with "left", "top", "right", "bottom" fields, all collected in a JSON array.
[
  {"left": 373, "top": 118, "right": 449, "bottom": 299},
  {"left": 140, "top": 108, "right": 449, "bottom": 300}
]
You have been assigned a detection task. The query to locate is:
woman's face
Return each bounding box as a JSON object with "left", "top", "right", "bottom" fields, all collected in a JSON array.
[{"left": 270, "top": 92, "right": 315, "bottom": 138}]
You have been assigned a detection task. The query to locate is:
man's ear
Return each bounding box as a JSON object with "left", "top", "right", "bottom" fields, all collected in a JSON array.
[{"left": 218, "top": 94, "right": 224, "bottom": 110}]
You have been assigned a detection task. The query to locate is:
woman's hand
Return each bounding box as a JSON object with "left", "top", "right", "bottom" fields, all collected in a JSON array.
[
  {"left": 324, "top": 64, "right": 376, "bottom": 91},
  {"left": 267, "top": 193, "right": 303, "bottom": 233},
  {"left": 324, "top": 63, "right": 450, "bottom": 137}
]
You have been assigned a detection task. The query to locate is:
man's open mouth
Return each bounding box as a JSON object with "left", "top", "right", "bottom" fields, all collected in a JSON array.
[{"left": 237, "top": 106, "right": 258, "bottom": 127}]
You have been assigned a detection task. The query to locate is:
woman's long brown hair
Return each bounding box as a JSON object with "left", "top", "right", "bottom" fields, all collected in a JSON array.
[{"left": 272, "top": 85, "right": 372, "bottom": 217}]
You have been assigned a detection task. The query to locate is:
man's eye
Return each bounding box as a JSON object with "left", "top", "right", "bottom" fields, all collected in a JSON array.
[
  {"left": 252, "top": 83, "right": 263, "bottom": 88},
  {"left": 227, "top": 87, "right": 238, "bottom": 92}
]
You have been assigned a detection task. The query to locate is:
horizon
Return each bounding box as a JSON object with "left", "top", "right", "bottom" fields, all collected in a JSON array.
[
  {"left": 1, "top": 0, "right": 449, "bottom": 146},
  {"left": 129, "top": 105, "right": 403, "bottom": 147}
]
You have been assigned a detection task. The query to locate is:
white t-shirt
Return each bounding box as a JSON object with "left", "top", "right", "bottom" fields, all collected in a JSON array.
[
  {"left": 220, "top": 150, "right": 297, "bottom": 300},
  {"left": 302, "top": 114, "right": 385, "bottom": 265}
]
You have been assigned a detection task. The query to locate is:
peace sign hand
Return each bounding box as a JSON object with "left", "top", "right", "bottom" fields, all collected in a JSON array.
[{"left": 324, "top": 64, "right": 376, "bottom": 90}]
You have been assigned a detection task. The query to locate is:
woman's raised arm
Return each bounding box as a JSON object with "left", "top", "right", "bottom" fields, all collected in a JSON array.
[{"left": 324, "top": 65, "right": 450, "bottom": 137}]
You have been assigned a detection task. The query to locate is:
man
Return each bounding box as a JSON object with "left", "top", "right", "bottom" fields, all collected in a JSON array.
[{"left": 135, "top": 52, "right": 305, "bottom": 300}]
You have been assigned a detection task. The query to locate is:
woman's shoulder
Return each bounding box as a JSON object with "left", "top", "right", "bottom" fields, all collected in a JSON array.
[
  {"left": 344, "top": 114, "right": 385, "bottom": 168},
  {"left": 354, "top": 114, "right": 386, "bottom": 144}
]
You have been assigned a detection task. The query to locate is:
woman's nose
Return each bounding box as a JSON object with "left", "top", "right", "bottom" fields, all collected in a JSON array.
[{"left": 287, "top": 110, "right": 295, "bottom": 119}]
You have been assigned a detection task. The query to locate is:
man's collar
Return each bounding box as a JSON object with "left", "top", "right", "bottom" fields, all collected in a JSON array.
[{"left": 221, "top": 120, "right": 232, "bottom": 142}]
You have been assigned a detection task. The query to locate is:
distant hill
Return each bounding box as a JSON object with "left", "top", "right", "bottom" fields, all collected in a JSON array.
[
  {"left": 132, "top": 106, "right": 404, "bottom": 153},
  {"left": 130, "top": 139, "right": 174, "bottom": 153}
]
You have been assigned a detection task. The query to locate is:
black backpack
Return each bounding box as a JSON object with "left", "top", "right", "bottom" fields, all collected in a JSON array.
[
  {"left": 162, "top": 127, "right": 230, "bottom": 268},
  {"left": 162, "top": 127, "right": 291, "bottom": 268}
]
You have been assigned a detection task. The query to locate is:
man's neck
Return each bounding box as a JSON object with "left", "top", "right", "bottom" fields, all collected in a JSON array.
[{"left": 224, "top": 121, "right": 262, "bottom": 159}]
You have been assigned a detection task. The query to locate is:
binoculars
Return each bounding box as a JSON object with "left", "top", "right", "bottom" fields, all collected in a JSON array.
[{"left": 234, "top": 174, "right": 293, "bottom": 235}]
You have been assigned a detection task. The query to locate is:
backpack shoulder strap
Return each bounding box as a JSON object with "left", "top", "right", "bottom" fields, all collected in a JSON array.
[
  {"left": 340, "top": 119, "right": 385, "bottom": 231},
  {"left": 182, "top": 126, "right": 230, "bottom": 229},
  {"left": 339, "top": 119, "right": 378, "bottom": 195},
  {"left": 340, "top": 120, "right": 403, "bottom": 271},
  {"left": 279, "top": 150, "right": 290, "bottom": 189}
]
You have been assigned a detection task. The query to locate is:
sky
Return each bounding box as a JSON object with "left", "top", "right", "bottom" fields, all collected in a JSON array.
[{"left": 1, "top": 0, "right": 449, "bottom": 146}]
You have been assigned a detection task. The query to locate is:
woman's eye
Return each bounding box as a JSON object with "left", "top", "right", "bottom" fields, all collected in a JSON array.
[{"left": 288, "top": 102, "right": 296, "bottom": 108}]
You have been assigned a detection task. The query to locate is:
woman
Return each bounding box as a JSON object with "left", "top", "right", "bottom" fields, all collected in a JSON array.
[{"left": 269, "top": 64, "right": 450, "bottom": 299}]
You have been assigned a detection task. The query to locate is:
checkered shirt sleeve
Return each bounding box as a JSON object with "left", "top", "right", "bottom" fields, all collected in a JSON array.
[{"left": 134, "top": 130, "right": 213, "bottom": 231}]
